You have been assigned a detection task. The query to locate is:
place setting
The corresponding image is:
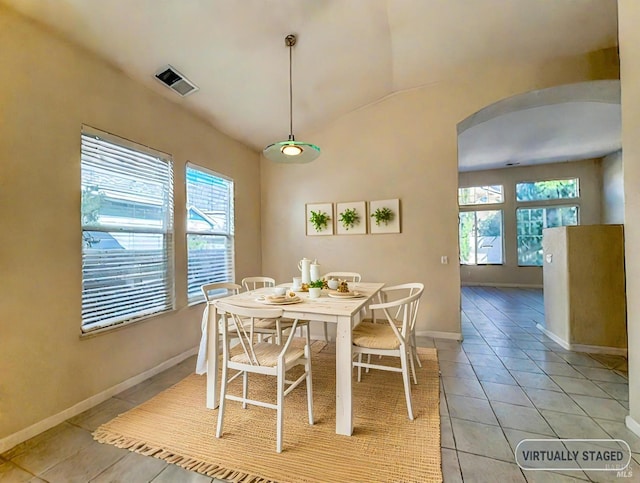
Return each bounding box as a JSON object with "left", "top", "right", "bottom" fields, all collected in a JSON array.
[{"left": 255, "top": 286, "right": 304, "bottom": 305}]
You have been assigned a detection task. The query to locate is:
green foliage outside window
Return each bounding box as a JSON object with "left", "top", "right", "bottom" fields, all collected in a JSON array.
[
  {"left": 517, "top": 206, "right": 578, "bottom": 266},
  {"left": 516, "top": 179, "right": 578, "bottom": 202},
  {"left": 81, "top": 186, "right": 104, "bottom": 226}
]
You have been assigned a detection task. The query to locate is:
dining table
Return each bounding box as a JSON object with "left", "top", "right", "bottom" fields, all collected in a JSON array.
[{"left": 196, "top": 282, "right": 385, "bottom": 436}]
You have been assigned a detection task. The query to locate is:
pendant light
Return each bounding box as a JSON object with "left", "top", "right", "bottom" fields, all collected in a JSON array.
[{"left": 263, "top": 34, "right": 320, "bottom": 163}]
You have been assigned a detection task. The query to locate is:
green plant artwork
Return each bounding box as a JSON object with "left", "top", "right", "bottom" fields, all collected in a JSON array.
[
  {"left": 371, "top": 206, "right": 393, "bottom": 226},
  {"left": 339, "top": 207, "right": 360, "bottom": 230},
  {"left": 309, "top": 210, "right": 330, "bottom": 232}
]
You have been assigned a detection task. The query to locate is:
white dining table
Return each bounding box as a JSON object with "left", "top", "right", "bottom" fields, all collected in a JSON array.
[{"left": 198, "top": 282, "right": 385, "bottom": 436}]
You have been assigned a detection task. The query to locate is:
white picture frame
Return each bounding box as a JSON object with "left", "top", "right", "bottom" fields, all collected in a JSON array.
[
  {"left": 306, "top": 202, "right": 334, "bottom": 236},
  {"left": 335, "top": 201, "right": 367, "bottom": 235},
  {"left": 369, "top": 199, "right": 401, "bottom": 234}
]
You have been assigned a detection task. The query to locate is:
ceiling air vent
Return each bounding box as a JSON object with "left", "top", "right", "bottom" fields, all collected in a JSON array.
[{"left": 154, "top": 65, "right": 199, "bottom": 97}]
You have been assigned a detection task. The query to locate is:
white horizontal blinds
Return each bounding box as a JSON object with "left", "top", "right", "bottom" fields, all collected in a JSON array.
[
  {"left": 186, "top": 164, "right": 234, "bottom": 302},
  {"left": 81, "top": 127, "right": 175, "bottom": 332}
]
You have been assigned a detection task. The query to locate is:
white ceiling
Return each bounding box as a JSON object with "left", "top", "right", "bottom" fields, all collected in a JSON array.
[
  {"left": 458, "top": 80, "right": 621, "bottom": 171},
  {"left": 3, "top": 0, "right": 620, "bottom": 169}
]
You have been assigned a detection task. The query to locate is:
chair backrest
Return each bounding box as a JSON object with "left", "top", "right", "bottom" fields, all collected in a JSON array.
[
  {"left": 201, "top": 282, "right": 242, "bottom": 302},
  {"left": 242, "top": 276, "right": 276, "bottom": 291},
  {"left": 217, "top": 302, "right": 299, "bottom": 366},
  {"left": 368, "top": 283, "right": 424, "bottom": 342},
  {"left": 322, "top": 272, "right": 362, "bottom": 282},
  {"left": 378, "top": 283, "right": 424, "bottom": 324}
]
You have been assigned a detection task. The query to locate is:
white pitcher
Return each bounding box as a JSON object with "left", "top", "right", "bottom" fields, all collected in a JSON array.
[
  {"left": 310, "top": 260, "right": 321, "bottom": 282},
  {"left": 298, "top": 257, "right": 311, "bottom": 284}
]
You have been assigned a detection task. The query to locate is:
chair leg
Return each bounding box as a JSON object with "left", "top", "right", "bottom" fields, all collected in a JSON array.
[
  {"left": 409, "top": 348, "right": 417, "bottom": 384},
  {"left": 412, "top": 331, "right": 422, "bottom": 368},
  {"left": 242, "top": 371, "right": 248, "bottom": 409},
  {"left": 305, "top": 327, "right": 314, "bottom": 425},
  {"left": 323, "top": 322, "right": 329, "bottom": 342},
  {"left": 400, "top": 349, "right": 414, "bottom": 420},
  {"left": 276, "top": 364, "right": 285, "bottom": 453},
  {"left": 216, "top": 359, "right": 229, "bottom": 438},
  {"left": 357, "top": 353, "right": 363, "bottom": 382}
]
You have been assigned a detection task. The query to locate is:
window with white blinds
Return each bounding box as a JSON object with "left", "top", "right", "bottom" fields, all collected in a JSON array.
[
  {"left": 186, "top": 163, "right": 234, "bottom": 303},
  {"left": 81, "top": 126, "right": 175, "bottom": 332}
]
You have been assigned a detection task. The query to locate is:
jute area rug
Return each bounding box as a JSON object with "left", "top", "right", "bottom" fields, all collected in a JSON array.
[{"left": 94, "top": 343, "right": 441, "bottom": 482}]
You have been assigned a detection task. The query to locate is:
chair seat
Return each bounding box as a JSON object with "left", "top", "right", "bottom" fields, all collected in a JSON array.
[
  {"left": 352, "top": 322, "right": 400, "bottom": 350},
  {"left": 230, "top": 340, "right": 306, "bottom": 367}
]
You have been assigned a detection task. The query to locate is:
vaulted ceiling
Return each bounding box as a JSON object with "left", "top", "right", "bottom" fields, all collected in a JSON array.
[{"left": 3, "top": 0, "right": 620, "bottom": 168}]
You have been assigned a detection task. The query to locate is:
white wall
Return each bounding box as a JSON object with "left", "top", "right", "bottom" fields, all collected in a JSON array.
[
  {"left": 619, "top": 0, "right": 640, "bottom": 435},
  {"left": 459, "top": 159, "right": 603, "bottom": 287},
  {"left": 0, "top": 7, "right": 261, "bottom": 441}
]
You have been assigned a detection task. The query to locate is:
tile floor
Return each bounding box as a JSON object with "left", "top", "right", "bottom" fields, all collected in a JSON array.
[
  {"left": 0, "top": 286, "right": 636, "bottom": 482},
  {"left": 436, "top": 286, "right": 636, "bottom": 482}
]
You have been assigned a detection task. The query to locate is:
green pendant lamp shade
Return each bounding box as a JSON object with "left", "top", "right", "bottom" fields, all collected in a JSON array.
[{"left": 263, "top": 34, "right": 320, "bottom": 163}]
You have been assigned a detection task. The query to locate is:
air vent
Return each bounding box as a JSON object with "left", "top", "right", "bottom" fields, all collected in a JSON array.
[{"left": 154, "top": 65, "right": 199, "bottom": 97}]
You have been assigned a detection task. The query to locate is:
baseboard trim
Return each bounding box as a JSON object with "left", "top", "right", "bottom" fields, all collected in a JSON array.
[
  {"left": 417, "top": 330, "right": 463, "bottom": 341},
  {"left": 536, "top": 324, "right": 627, "bottom": 356},
  {"left": 626, "top": 415, "right": 640, "bottom": 438},
  {"left": 0, "top": 347, "right": 198, "bottom": 454},
  {"left": 570, "top": 343, "right": 628, "bottom": 357},
  {"left": 536, "top": 324, "right": 571, "bottom": 350},
  {"left": 461, "top": 282, "right": 543, "bottom": 289}
]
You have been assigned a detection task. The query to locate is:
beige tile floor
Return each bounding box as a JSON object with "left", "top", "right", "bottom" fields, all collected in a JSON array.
[{"left": 0, "top": 287, "right": 636, "bottom": 482}]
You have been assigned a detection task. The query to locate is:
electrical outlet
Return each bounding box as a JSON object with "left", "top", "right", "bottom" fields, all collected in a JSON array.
[{"left": 441, "top": 256, "right": 448, "bottom": 264}]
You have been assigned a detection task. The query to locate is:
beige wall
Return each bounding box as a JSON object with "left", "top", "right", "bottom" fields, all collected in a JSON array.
[
  {"left": 602, "top": 150, "right": 625, "bottom": 224},
  {"left": 261, "top": 53, "right": 613, "bottom": 338},
  {"left": 459, "top": 159, "right": 603, "bottom": 287},
  {"left": 619, "top": 0, "right": 640, "bottom": 433},
  {"left": 543, "top": 225, "right": 626, "bottom": 350},
  {"left": 0, "top": 7, "right": 261, "bottom": 440}
]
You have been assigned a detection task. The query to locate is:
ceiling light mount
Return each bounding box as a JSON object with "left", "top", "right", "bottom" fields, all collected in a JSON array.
[{"left": 263, "top": 34, "right": 320, "bottom": 163}]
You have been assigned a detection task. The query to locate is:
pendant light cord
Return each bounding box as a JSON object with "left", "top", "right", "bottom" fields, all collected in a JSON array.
[{"left": 288, "top": 39, "right": 294, "bottom": 141}]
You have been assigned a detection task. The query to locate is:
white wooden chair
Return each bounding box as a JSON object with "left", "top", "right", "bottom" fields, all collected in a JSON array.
[
  {"left": 321, "top": 272, "right": 362, "bottom": 342},
  {"left": 351, "top": 283, "right": 424, "bottom": 420},
  {"left": 196, "top": 282, "right": 244, "bottom": 375},
  {"left": 363, "top": 283, "right": 425, "bottom": 378},
  {"left": 216, "top": 302, "right": 314, "bottom": 453},
  {"left": 241, "top": 276, "right": 276, "bottom": 291},
  {"left": 241, "top": 276, "right": 291, "bottom": 343}
]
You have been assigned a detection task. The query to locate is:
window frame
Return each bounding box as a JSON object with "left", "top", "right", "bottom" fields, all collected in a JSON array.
[
  {"left": 458, "top": 185, "right": 505, "bottom": 206},
  {"left": 80, "top": 126, "right": 175, "bottom": 333},
  {"left": 458, "top": 209, "right": 505, "bottom": 266},
  {"left": 515, "top": 203, "right": 580, "bottom": 267},
  {"left": 515, "top": 177, "right": 580, "bottom": 203},
  {"left": 185, "top": 162, "right": 235, "bottom": 304}
]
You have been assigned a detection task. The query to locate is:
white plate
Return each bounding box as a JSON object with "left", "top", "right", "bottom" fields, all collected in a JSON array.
[
  {"left": 255, "top": 296, "right": 303, "bottom": 305},
  {"left": 327, "top": 291, "right": 364, "bottom": 299}
]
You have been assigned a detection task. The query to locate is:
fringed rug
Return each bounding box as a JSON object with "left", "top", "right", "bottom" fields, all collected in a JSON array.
[{"left": 94, "top": 344, "right": 441, "bottom": 482}]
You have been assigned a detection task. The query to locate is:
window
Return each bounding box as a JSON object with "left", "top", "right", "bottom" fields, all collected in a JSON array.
[
  {"left": 459, "top": 185, "right": 504, "bottom": 205},
  {"left": 458, "top": 185, "right": 504, "bottom": 265},
  {"left": 517, "top": 206, "right": 579, "bottom": 266},
  {"left": 516, "top": 178, "right": 579, "bottom": 202},
  {"left": 459, "top": 210, "right": 504, "bottom": 265},
  {"left": 81, "top": 127, "right": 174, "bottom": 332},
  {"left": 186, "top": 164, "right": 234, "bottom": 303},
  {"left": 515, "top": 178, "right": 580, "bottom": 266}
]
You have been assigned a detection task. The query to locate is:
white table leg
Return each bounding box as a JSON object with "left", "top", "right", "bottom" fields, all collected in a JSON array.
[
  {"left": 206, "top": 304, "right": 220, "bottom": 409},
  {"left": 335, "top": 315, "right": 353, "bottom": 435}
]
